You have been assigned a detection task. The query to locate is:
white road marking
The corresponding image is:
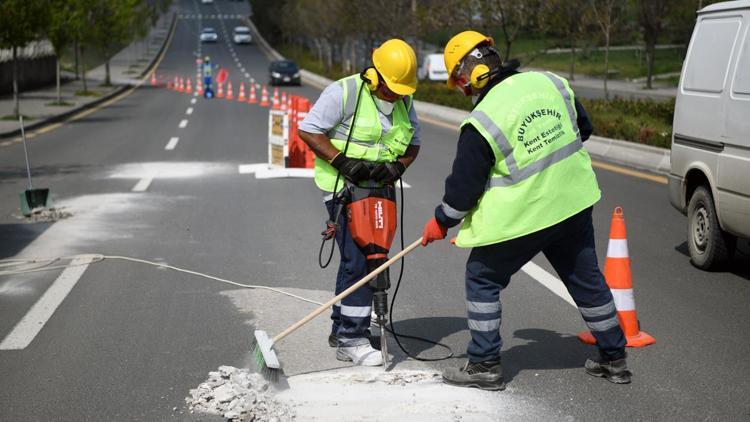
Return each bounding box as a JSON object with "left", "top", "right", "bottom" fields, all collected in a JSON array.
[
  {"left": 244, "top": 72, "right": 250, "bottom": 78},
  {"left": 186, "top": 107, "right": 194, "bottom": 115},
  {"left": 191, "top": 98, "right": 197, "bottom": 104},
  {"left": 520, "top": 261, "right": 577, "bottom": 307},
  {"left": 179, "top": 119, "right": 188, "bottom": 128},
  {"left": 131, "top": 177, "right": 153, "bottom": 192},
  {"left": 165, "top": 137, "right": 179, "bottom": 150},
  {"left": 0, "top": 256, "right": 94, "bottom": 350}
]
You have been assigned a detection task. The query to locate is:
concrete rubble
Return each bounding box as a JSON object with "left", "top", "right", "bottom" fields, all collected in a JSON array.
[{"left": 186, "top": 365, "right": 294, "bottom": 422}]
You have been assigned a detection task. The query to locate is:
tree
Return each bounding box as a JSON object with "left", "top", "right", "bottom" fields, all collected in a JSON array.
[
  {"left": 590, "top": 0, "right": 627, "bottom": 100},
  {"left": 0, "top": 0, "right": 48, "bottom": 118},
  {"left": 485, "top": 0, "right": 542, "bottom": 62},
  {"left": 543, "top": 0, "right": 590, "bottom": 80},
  {"left": 46, "top": 0, "right": 80, "bottom": 104}
]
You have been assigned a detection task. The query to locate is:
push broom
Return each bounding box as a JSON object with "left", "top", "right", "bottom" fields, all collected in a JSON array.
[{"left": 253, "top": 237, "right": 423, "bottom": 378}]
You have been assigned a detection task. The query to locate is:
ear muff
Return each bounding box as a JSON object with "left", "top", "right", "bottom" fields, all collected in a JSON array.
[
  {"left": 470, "top": 64, "right": 491, "bottom": 89},
  {"left": 360, "top": 67, "right": 379, "bottom": 91}
]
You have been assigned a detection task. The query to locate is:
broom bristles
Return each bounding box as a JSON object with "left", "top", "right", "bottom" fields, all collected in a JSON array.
[{"left": 252, "top": 330, "right": 280, "bottom": 381}]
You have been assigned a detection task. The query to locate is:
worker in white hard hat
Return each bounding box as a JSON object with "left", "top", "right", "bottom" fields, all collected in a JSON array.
[{"left": 298, "top": 39, "right": 421, "bottom": 366}]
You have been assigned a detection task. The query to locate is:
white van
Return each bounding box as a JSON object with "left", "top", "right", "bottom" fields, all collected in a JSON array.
[
  {"left": 418, "top": 53, "right": 449, "bottom": 81},
  {"left": 669, "top": 0, "right": 750, "bottom": 269}
]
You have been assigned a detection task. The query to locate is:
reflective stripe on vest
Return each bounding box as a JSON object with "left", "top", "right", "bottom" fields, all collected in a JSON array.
[{"left": 455, "top": 71, "right": 600, "bottom": 247}]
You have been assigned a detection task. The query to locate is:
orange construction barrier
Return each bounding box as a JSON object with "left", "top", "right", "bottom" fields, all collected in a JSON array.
[
  {"left": 226, "top": 82, "right": 234, "bottom": 100},
  {"left": 238, "top": 82, "right": 247, "bottom": 101},
  {"left": 217, "top": 82, "right": 225, "bottom": 98},
  {"left": 259, "top": 85, "right": 269, "bottom": 107},
  {"left": 248, "top": 83, "right": 257, "bottom": 104},
  {"left": 287, "top": 96, "right": 314, "bottom": 169},
  {"left": 185, "top": 78, "right": 193, "bottom": 94},
  {"left": 272, "top": 87, "right": 280, "bottom": 110},
  {"left": 578, "top": 207, "right": 656, "bottom": 348}
]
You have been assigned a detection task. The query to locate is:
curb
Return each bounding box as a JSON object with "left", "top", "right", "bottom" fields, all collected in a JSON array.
[
  {"left": 0, "top": 12, "right": 178, "bottom": 140},
  {"left": 245, "top": 26, "right": 672, "bottom": 176}
]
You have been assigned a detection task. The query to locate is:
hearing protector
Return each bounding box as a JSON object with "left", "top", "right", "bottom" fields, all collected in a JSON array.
[
  {"left": 464, "top": 45, "right": 501, "bottom": 90},
  {"left": 360, "top": 67, "right": 380, "bottom": 91}
]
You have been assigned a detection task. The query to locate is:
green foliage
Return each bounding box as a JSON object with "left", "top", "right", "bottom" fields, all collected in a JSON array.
[
  {"left": 277, "top": 44, "right": 348, "bottom": 80},
  {"left": 0, "top": 0, "right": 48, "bottom": 49},
  {"left": 526, "top": 47, "right": 684, "bottom": 79},
  {"left": 413, "top": 82, "right": 473, "bottom": 111},
  {"left": 580, "top": 97, "right": 674, "bottom": 148}
]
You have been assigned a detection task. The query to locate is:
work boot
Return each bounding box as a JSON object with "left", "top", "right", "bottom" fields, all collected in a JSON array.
[
  {"left": 442, "top": 359, "right": 505, "bottom": 391},
  {"left": 328, "top": 329, "right": 372, "bottom": 347},
  {"left": 585, "top": 355, "right": 632, "bottom": 384},
  {"left": 336, "top": 343, "right": 383, "bottom": 366}
]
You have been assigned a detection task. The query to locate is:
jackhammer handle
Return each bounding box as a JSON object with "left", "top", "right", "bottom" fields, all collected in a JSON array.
[{"left": 272, "top": 237, "right": 423, "bottom": 344}]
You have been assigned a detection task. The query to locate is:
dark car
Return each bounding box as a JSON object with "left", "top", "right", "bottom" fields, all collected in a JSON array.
[{"left": 269, "top": 60, "right": 301, "bottom": 86}]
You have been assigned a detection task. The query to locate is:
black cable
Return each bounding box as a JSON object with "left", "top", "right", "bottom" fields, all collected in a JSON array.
[{"left": 387, "top": 178, "right": 454, "bottom": 361}]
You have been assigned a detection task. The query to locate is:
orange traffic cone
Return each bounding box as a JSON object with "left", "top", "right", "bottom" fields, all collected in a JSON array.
[
  {"left": 248, "top": 83, "right": 257, "bottom": 104},
  {"left": 150, "top": 72, "right": 157, "bottom": 86},
  {"left": 196, "top": 79, "right": 203, "bottom": 95},
  {"left": 259, "top": 85, "right": 269, "bottom": 107},
  {"left": 280, "top": 92, "right": 287, "bottom": 111},
  {"left": 167, "top": 78, "right": 173, "bottom": 90},
  {"left": 272, "top": 87, "right": 280, "bottom": 109},
  {"left": 185, "top": 78, "right": 193, "bottom": 94},
  {"left": 217, "top": 82, "right": 225, "bottom": 98},
  {"left": 238, "top": 82, "right": 247, "bottom": 101},
  {"left": 578, "top": 207, "right": 655, "bottom": 348},
  {"left": 226, "top": 81, "right": 234, "bottom": 100},
  {"left": 177, "top": 77, "right": 184, "bottom": 92}
]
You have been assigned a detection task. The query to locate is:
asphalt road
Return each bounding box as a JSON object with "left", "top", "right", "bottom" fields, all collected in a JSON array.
[{"left": 1, "top": 0, "right": 748, "bottom": 420}]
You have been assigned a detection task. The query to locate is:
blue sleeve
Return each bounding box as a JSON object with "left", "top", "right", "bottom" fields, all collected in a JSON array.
[{"left": 434, "top": 125, "right": 494, "bottom": 228}]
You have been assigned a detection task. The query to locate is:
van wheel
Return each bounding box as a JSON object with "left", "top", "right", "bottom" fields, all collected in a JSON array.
[{"left": 687, "top": 186, "right": 736, "bottom": 270}]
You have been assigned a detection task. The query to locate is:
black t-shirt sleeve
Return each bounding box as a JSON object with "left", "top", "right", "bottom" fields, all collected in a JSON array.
[
  {"left": 575, "top": 98, "right": 593, "bottom": 142},
  {"left": 434, "top": 124, "right": 494, "bottom": 228}
]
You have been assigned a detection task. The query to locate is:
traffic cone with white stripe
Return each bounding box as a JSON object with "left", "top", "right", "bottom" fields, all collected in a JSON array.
[
  {"left": 226, "top": 82, "right": 234, "bottom": 100},
  {"left": 185, "top": 78, "right": 193, "bottom": 94},
  {"left": 280, "top": 91, "right": 287, "bottom": 111},
  {"left": 238, "top": 82, "right": 247, "bottom": 101},
  {"left": 272, "top": 87, "right": 280, "bottom": 110},
  {"left": 259, "top": 85, "right": 269, "bottom": 107},
  {"left": 150, "top": 72, "right": 157, "bottom": 86},
  {"left": 578, "top": 207, "right": 655, "bottom": 348},
  {"left": 177, "top": 77, "right": 184, "bottom": 92},
  {"left": 196, "top": 79, "right": 203, "bottom": 95},
  {"left": 248, "top": 83, "right": 257, "bottom": 104},
  {"left": 217, "top": 82, "right": 225, "bottom": 98}
]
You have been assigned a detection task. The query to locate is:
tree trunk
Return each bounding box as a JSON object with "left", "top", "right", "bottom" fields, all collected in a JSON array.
[
  {"left": 569, "top": 31, "right": 576, "bottom": 80},
  {"left": 12, "top": 46, "right": 19, "bottom": 118},
  {"left": 81, "top": 47, "right": 88, "bottom": 93},
  {"left": 645, "top": 42, "right": 656, "bottom": 89},
  {"left": 603, "top": 32, "right": 610, "bottom": 101},
  {"left": 56, "top": 57, "right": 62, "bottom": 104},
  {"left": 105, "top": 60, "right": 111, "bottom": 86},
  {"left": 74, "top": 39, "right": 80, "bottom": 80}
]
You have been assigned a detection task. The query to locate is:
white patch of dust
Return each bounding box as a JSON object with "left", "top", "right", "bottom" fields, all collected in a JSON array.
[
  {"left": 108, "top": 161, "right": 233, "bottom": 180},
  {"left": 276, "top": 367, "right": 544, "bottom": 422}
]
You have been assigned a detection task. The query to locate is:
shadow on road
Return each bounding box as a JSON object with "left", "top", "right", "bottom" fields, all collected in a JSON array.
[
  {"left": 0, "top": 223, "right": 52, "bottom": 259},
  {"left": 501, "top": 328, "right": 594, "bottom": 382},
  {"left": 388, "top": 316, "right": 467, "bottom": 363},
  {"left": 0, "top": 164, "right": 95, "bottom": 182},
  {"left": 674, "top": 241, "right": 750, "bottom": 281}
]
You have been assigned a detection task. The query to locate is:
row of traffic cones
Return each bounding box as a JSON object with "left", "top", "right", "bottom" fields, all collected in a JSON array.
[{"left": 160, "top": 73, "right": 291, "bottom": 110}]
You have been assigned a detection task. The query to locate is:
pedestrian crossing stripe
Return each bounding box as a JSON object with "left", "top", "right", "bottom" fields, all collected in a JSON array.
[{"left": 177, "top": 13, "right": 243, "bottom": 19}]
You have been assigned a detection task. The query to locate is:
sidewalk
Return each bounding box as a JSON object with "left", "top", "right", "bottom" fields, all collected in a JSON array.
[
  {"left": 522, "top": 67, "right": 677, "bottom": 100},
  {"left": 0, "top": 8, "right": 175, "bottom": 138}
]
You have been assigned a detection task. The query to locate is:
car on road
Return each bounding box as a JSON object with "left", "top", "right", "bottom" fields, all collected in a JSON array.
[
  {"left": 200, "top": 0, "right": 213, "bottom": 4},
  {"left": 418, "top": 53, "right": 449, "bottom": 81},
  {"left": 232, "top": 26, "right": 252, "bottom": 44},
  {"left": 669, "top": 0, "right": 750, "bottom": 270},
  {"left": 269, "top": 60, "right": 301, "bottom": 86},
  {"left": 199, "top": 27, "right": 218, "bottom": 43}
]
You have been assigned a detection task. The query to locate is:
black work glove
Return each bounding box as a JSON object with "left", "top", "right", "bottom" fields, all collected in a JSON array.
[
  {"left": 370, "top": 161, "right": 406, "bottom": 184},
  {"left": 330, "top": 153, "right": 370, "bottom": 184}
]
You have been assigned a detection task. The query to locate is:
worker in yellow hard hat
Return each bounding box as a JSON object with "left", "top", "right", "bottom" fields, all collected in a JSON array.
[
  {"left": 298, "top": 39, "right": 421, "bottom": 366},
  {"left": 421, "top": 30, "right": 629, "bottom": 390}
]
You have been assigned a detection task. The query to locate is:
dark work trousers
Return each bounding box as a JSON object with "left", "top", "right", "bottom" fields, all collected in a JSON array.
[
  {"left": 325, "top": 199, "right": 372, "bottom": 347},
  {"left": 465, "top": 207, "right": 626, "bottom": 362}
]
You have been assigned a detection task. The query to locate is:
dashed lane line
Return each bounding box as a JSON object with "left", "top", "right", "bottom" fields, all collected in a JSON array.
[
  {"left": 0, "top": 256, "right": 94, "bottom": 350},
  {"left": 191, "top": 98, "right": 197, "bottom": 104},
  {"left": 132, "top": 177, "right": 153, "bottom": 192},
  {"left": 186, "top": 107, "right": 194, "bottom": 115},
  {"left": 165, "top": 136, "right": 179, "bottom": 150},
  {"left": 179, "top": 119, "right": 188, "bottom": 128}
]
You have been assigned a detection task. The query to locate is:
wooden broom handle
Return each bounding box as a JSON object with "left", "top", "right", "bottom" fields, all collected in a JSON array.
[{"left": 272, "top": 238, "right": 423, "bottom": 343}]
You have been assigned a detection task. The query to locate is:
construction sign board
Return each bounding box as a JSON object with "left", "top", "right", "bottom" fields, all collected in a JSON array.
[{"left": 268, "top": 109, "right": 289, "bottom": 168}]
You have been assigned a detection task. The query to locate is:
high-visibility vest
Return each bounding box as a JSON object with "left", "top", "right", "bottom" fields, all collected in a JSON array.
[
  {"left": 455, "top": 71, "right": 600, "bottom": 248},
  {"left": 314, "top": 74, "right": 414, "bottom": 192}
]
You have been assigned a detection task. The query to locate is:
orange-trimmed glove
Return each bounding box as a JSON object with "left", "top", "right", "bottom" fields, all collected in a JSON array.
[{"left": 421, "top": 217, "right": 448, "bottom": 246}]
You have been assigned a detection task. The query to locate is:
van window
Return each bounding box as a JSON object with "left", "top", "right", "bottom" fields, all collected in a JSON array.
[
  {"left": 732, "top": 27, "right": 750, "bottom": 95},
  {"left": 683, "top": 17, "right": 741, "bottom": 93}
]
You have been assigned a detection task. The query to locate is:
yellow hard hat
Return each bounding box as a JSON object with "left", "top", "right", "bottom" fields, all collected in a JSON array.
[
  {"left": 444, "top": 30, "right": 494, "bottom": 88},
  {"left": 372, "top": 39, "right": 418, "bottom": 96}
]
